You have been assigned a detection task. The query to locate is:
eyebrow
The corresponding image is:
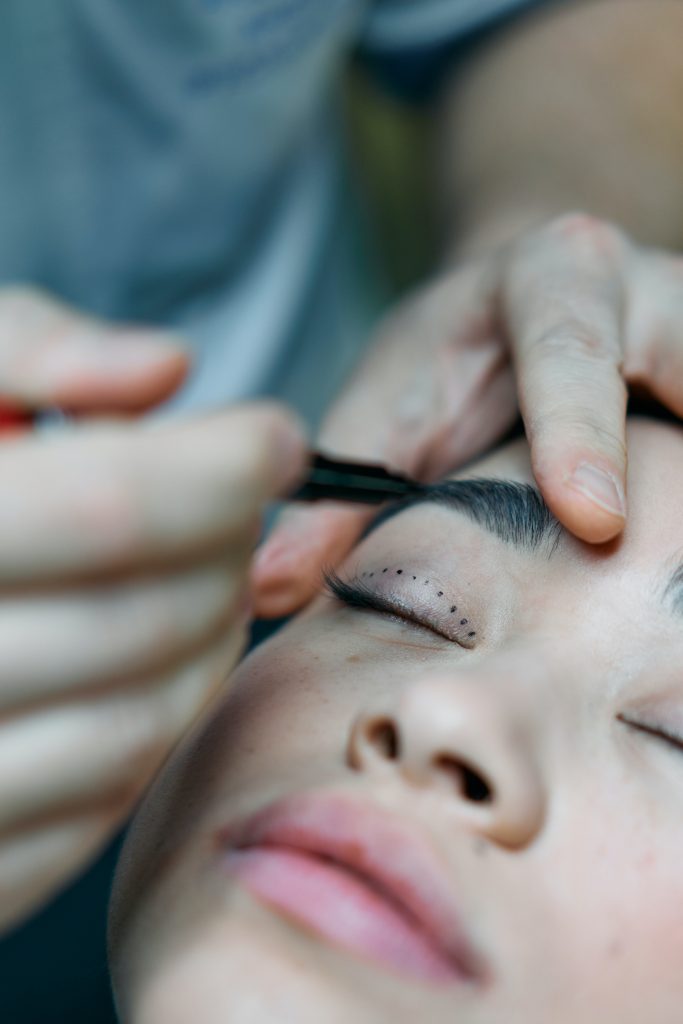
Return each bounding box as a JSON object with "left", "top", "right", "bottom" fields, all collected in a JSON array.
[
  {"left": 365, "top": 478, "right": 563, "bottom": 552},
  {"left": 363, "top": 477, "right": 683, "bottom": 627}
]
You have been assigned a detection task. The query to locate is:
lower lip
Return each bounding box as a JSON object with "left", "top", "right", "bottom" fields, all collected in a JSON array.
[{"left": 227, "top": 846, "right": 463, "bottom": 984}]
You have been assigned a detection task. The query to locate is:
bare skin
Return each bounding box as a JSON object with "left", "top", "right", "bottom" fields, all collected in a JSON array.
[
  {"left": 112, "top": 419, "right": 683, "bottom": 1024},
  {"left": 253, "top": 0, "right": 683, "bottom": 616},
  {"left": 5, "top": 0, "right": 683, "bottom": 933},
  {"left": 0, "top": 290, "right": 307, "bottom": 933}
]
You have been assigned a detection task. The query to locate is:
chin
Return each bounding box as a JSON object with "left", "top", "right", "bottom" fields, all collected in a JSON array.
[
  {"left": 112, "top": 866, "right": 459, "bottom": 1024},
  {"left": 116, "top": 896, "right": 396, "bottom": 1024}
]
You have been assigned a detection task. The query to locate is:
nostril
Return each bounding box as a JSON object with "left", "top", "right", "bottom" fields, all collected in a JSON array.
[
  {"left": 368, "top": 719, "right": 400, "bottom": 760},
  {"left": 435, "top": 755, "right": 493, "bottom": 803},
  {"left": 462, "top": 765, "right": 493, "bottom": 803}
]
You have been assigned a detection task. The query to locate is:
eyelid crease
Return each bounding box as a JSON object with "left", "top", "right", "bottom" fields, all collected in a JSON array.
[
  {"left": 617, "top": 713, "right": 683, "bottom": 753},
  {"left": 323, "top": 569, "right": 472, "bottom": 649}
]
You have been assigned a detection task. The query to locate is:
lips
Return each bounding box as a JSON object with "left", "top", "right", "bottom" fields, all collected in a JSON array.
[{"left": 217, "top": 792, "right": 485, "bottom": 986}]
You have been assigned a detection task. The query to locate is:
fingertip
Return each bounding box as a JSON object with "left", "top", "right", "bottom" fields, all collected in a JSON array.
[
  {"left": 541, "top": 461, "right": 627, "bottom": 545},
  {"left": 251, "top": 502, "right": 369, "bottom": 613},
  {"left": 46, "top": 332, "right": 191, "bottom": 411},
  {"left": 251, "top": 540, "right": 322, "bottom": 618},
  {"left": 553, "top": 494, "right": 626, "bottom": 544},
  {"left": 251, "top": 577, "right": 314, "bottom": 620},
  {"left": 239, "top": 401, "right": 309, "bottom": 497}
]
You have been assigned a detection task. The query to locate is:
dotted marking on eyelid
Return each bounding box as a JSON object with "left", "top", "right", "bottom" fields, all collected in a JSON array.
[
  {"left": 412, "top": 575, "right": 416, "bottom": 580},
  {"left": 397, "top": 569, "right": 403, "bottom": 574},
  {"left": 468, "top": 631, "right": 476, "bottom": 638},
  {"left": 383, "top": 568, "right": 388, "bottom": 573},
  {"left": 437, "top": 591, "right": 443, "bottom": 597},
  {"left": 450, "top": 605, "right": 456, "bottom": 613},
  {"left": 369, "top": 572, "right": 374, "bottom": 577},
  {"left": 460, "top": 619, "right": 468, "bottom": 626}
]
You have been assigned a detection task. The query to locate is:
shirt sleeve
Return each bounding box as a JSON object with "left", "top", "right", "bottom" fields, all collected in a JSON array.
[{"left": 358, "top": 0, "right": 553, "bottom": 99}]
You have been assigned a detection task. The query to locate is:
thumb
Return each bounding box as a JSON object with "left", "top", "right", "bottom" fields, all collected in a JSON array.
[
  {"left": 252, "top": 264, "right": 515, "bottom": 619},
  {"left": 252, "top": 499, "right": 374, "bottom": 619},
  {"left": 0, "top": 287, "right": 189, "bottom": 412}
]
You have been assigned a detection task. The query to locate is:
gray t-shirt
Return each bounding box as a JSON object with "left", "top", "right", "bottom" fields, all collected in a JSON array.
[{"left": 0, "top": 0, "right": 537, "bottom": 423}]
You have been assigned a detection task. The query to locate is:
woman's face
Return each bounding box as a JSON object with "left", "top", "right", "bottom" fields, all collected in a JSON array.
[{"left": 110, "top": 420, "right": 683, "bottom": 1024}]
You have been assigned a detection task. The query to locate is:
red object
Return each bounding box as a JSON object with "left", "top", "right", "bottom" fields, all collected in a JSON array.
[{"left": 0, "top": 401, "right": 35, "bottom": 436}]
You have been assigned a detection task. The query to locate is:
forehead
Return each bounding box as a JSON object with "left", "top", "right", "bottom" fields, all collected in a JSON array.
[{"left": 445, "top": 420, "right": 683, "bottom": 570}]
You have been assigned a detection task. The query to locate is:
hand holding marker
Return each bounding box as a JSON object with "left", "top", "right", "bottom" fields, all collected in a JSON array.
[{"left": 0, "top": 290, "right": 306, "bottom": 933}]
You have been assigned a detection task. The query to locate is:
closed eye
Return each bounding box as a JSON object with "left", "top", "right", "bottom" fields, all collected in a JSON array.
[
  {"left": 324, "top": 570, "right": 462, "bottom": 646},
  {"left": 618, "top": 714, "right": 683, "bottom": 754}
]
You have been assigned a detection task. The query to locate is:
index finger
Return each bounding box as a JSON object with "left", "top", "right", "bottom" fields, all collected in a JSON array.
[
  {"left": 501, "top": 214, "right": 629, "bottom": 544},
  {"left": 0, "top": 403, "right": 307, "bottom": 583}
]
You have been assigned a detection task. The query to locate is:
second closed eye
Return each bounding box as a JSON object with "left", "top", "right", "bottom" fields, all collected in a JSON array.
[{"left": 324, "top": 570, "right": 478, "bottom": 649}]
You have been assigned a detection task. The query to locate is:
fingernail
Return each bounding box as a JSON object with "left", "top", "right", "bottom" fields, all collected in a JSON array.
[
  {"left": 570, "top": 463, "right": 625, "bottom": 517},
  {"left": 252, "top": 537, "right": 294, "bottom": 578}
]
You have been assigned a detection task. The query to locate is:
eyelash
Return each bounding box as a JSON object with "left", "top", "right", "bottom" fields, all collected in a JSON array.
[
  {"left": 324, "top": 570, "right": 455, "bottom": 644},
  {"left": 618, "top": 715, "right": 683, "bottom": 755}
]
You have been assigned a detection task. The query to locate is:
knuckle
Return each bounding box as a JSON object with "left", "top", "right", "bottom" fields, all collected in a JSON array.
[
  {"left": 543, "top": 212, "right": 626, "bottom": 262},
  {"left": 546, "top": 210, "right": 618, "bottom": 242},
  {"left": 531, "top": 406, "right": 627, "bottom": 463},
  {"left": 68, "top": 451, "right": 141, "bottom": 558},
  {"left": 527, "top": 323, "right": 618, "bottom": 364},
  {"left": 510, "top": 213, "right": 627, "bottom": 279},
  {"left": 105, "top": 568, "right": 240, "bottom": 674}
]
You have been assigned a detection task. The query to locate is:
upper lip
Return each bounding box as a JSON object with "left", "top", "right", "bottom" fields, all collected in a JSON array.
[{"left": 215, "top": 790, "right": 487, "bottom": 982}]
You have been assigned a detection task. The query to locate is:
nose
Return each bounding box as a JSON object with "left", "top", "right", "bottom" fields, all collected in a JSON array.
[{"left": 346, "top": 674, "right": 546, "bottom": 849}]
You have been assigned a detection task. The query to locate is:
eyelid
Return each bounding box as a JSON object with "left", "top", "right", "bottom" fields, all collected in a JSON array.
[
  {"left": 618, "top": 714, "right": 683, "bottom": 754},
  {"left": 323, "top": 570, "right": 473, "bottom": 649}
]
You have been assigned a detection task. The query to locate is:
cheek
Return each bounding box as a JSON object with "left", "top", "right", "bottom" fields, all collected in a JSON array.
[
  {"left": 549, "top": 798, "right": 683, "bottom": 994},
  {"left": 175, "top": 623, "right": 374, "bottom": 806},
  {"left": 113, "top": 628, "right": 366, "bottom": 929}
]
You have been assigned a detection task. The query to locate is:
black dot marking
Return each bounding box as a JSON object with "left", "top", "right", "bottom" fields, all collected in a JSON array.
[
  {"left": 369, "top": 572, "right": 374, "bottom": 577},
  {"left": 460, "top": 618, "right": 468, "bottom": 626},
  {"left": 450, "top": 605, "right": 456, "bottom": 613},
  {"left": 424, "top": 579, "right": 429, "bottom": 584},
  {"left": 412, "top": 575, "right": 416, "bottom": 580},
  {"left": 468, "top": 631, "right": 476, "bottom": 638},
  {"left": 383, "top": 568, "right": 388, "bottom": 573},
  {"left": 397, "top": 569, "right": 403, "bottom": 575},
  {"left": 437, "top": 591, "right": 443, "bottom": 597}
]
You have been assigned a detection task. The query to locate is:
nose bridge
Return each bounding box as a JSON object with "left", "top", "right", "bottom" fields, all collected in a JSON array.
[{"left": 400, "top": 649, "right": 547, "bottom": 763}]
